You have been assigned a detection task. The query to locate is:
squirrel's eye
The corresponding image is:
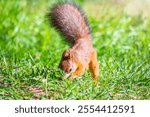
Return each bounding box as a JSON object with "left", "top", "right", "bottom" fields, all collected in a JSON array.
[{"left": 69, "top": 68, "right": 72, "bottom": 72}]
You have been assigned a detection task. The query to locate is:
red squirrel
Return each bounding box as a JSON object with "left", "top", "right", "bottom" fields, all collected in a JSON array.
[{"left": 48, "top": 2, "right": 99, "bottom": 84}]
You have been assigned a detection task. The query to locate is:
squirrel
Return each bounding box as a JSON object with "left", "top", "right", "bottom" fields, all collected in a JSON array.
[{"left": 48, "top": 2, "right": 99, "bottom": 84}]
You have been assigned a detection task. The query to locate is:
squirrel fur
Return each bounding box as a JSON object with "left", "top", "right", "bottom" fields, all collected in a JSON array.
[{"left": 48, "top": 2, "right": 99, "bottom": 84}]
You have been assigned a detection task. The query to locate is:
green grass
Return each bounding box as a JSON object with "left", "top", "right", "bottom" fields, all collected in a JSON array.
[{"left": 0, "top": 0, "right": 150, "bottom": 100}]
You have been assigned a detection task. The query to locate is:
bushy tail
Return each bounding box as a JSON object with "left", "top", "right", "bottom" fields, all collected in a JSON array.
[{"left": 47, "top": 2, "right": 91, "bottom": 44}]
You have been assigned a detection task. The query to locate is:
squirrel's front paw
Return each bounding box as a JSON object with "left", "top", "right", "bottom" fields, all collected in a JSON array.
[{"left": 69, "top": 73, "right": 78, "bottom": 80}]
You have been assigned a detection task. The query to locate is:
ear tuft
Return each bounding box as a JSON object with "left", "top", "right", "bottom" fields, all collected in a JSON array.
[{"left": 63, "top": 50, "right": 70, "bottom": 59}]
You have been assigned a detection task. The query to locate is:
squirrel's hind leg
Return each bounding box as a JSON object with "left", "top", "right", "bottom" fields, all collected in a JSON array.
[{"left": 89, "top": 50, "right": 99, "bottom": 85}]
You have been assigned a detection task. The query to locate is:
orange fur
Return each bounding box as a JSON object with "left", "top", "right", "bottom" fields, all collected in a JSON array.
[
  {"left": 49, "top": 3, "right": 99, "bottom": 84},
  {"left": 59, "top": 37, "right": 99, "bottom": 84}
]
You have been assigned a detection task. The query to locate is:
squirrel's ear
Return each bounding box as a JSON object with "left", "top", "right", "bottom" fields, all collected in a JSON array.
[{"left": 63, "top": 50, "right": 71, "bottom": 59}]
